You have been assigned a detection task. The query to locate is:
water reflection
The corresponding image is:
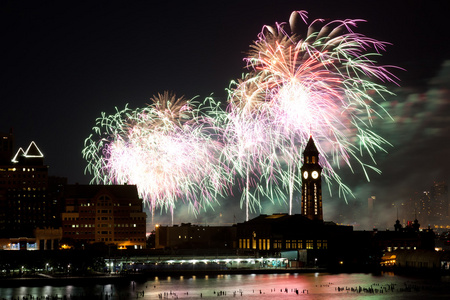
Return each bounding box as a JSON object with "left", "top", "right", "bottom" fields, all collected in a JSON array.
[{"left": 0, "top": 273, "right": 449, "bottom": 299}]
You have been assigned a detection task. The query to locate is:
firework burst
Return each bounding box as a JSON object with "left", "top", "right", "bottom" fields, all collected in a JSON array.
[
  {"left": 83, "top": 92, "right": 228, "bottom": 220},
  {"left": 228, "top": 10, "right": 399, "bottom": 214},
  {"left": 84, "top": 10, "right": 399, "bottom": 221}
]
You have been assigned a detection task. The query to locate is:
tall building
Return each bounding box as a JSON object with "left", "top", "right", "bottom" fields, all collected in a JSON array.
[
  {"left": 368, "top": 196, "right": 375, "bottom": 215},
  {"left": 409, "top": 190, "right": 432, "bottom": 225},
  {"left": 0, "top": 134, "right": 60, "bottom": 238},
  {"left": 406, "top": 182, "right": 448, "bottom": 226},
  {"left": 0, "top": 129, "right": 14, "bottom": 165},
  {"left": 368, "top": 196, "right": 376, "bottom": 228},
  {"left": 61, "top": 184, "right": 147, "bottom": 249},
  {"left": 430, "top": 181, "right": 448, "bottom": 222},
  {"left": 300, "top": 136, "right": 323, "bottom": 221}
]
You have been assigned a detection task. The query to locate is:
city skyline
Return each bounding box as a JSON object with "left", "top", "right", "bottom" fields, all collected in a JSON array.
[
  {"left": 3, "top": 130, "right": 447, "bottom": 231},
  {"left": 1, "top": 1, "right": 449, "bottom": 226}
]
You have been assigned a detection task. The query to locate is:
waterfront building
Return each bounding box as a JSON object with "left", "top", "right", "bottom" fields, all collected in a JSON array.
[
  {"left": 155, "top": 222, "right": 236, "bottom": 250},
  {"left": 35, "top": 227, "right": 63, "bottom": 250},
  {"left": 236, "top": 213, "right": 353, "bottom": 267},
  {"left": 236, "top": 138, "right": 354, "bottom": 267},
  {"left": 381, "top": 249, "right": 450, "bottom": 270},
  {"left": 0, "top": 227, "right": 62, "bottom": 250},
  {"left": 61, "top": 184, "right": 147, "bottom": 249}
]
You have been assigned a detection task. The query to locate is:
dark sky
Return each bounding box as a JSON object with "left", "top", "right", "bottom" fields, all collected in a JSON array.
[{"left": 1, "top": 0, "right": 449, "bottom": 228}]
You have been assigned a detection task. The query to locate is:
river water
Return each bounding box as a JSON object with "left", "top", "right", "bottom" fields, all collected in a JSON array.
[{"left": 1, "top": 272, "right": 450, "bottom": 299}]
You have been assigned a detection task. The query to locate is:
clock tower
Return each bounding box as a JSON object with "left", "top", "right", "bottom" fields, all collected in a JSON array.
[{"left": 300, "top": 136, "right": 323, "bottom": 221}]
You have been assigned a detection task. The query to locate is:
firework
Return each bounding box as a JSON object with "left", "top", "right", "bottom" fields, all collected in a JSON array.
[
  {"left": 83, "top": 11, "right": 398, "bottom": 221},
  {"left": 220, "top": 74, "right": 287, "bottom": 221},
  {"left": 83, "top": 92, "right": 229, "bottom": 220},
  {"left": 228, "top": 10, "right": 398, "bottom": 214}
]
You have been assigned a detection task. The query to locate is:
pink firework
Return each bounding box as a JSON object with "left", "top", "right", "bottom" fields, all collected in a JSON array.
[
  {"left": 84, "top": 92, "right": 229, "bottom": 220},
  {"left": 228, "top": 10, "right": 399, "bottom": 214}
]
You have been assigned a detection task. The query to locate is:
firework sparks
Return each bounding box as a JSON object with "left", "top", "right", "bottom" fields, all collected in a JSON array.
[
  {"left": 83, "top": 92, "right": 229, "bottom": 220},
  {"left": 83, "top": 11, "right": 399, "bottom": 222},
  {"left": 219, "top": 74, "right": 287, "bottom": 221},
  {"left": 228, "top": 10, "right": 398, "bottom": 214}
]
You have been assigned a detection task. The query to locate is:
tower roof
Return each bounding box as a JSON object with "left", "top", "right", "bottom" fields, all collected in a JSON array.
[
  {"left": 24, "top": 141, "right": 44, "bottom": 157},
  {"left": 303, "top": 136, "right": 318, "bottom": 155},
  {"left": 11, "top": 141, "right": 45, "bottom": 166},
  {"left": 11, "top": 147, "right": 24, "bottom": 163}
]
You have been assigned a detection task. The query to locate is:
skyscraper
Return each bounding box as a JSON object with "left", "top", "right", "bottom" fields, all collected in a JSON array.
[
  {"left": 405, "top": 182, "right": 448, "bottom": 226},
  {"left": 0, "top": 133, "right": 60, "bottom": 238},
  {"left": 430, "top": 181, "right": 449, "bottom": 222},
  {"left": 0, "top": 129, "right": 14, "bottom": 165}
]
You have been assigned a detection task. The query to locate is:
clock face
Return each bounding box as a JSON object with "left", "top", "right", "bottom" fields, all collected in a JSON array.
[
  {"left": 312, "top": 171, "right": 319, "bottom": 179},
  {"left": 303, "top": 171, "right": 308, "bottom": 179}
]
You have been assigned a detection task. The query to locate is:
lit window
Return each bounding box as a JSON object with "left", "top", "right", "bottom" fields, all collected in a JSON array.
[{"left": 291, "top": 240, "right": 297, "bottom": 249}]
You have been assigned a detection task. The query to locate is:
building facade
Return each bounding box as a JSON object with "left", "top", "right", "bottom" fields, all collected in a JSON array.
[
  {"left": 155, "top": 223, "right": 236, "bottom": 250},
  {"left": 405, "top": 181, "right": 448, "bottom": 227},
  {"left": 236, "top": 213, "right": 354, "bottom": 266},
  {"left": 61, "top": 184, "right": 147, "bottom": 249}
]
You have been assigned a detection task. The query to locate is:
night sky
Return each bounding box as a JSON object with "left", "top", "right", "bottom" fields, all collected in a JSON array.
[{"left": 1, "top": 0, "right": 449, "bottom": 228}]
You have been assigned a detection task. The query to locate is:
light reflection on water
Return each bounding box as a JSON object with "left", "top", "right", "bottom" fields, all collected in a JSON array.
[{"left": 1, "top": 273, "right": 449, "bottom": 299}]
